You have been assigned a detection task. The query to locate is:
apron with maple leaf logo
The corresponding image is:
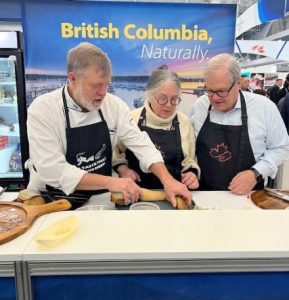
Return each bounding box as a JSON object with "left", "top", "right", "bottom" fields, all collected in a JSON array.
[{"left": 196, "top": 91, "right": 264, "bottom": 190}]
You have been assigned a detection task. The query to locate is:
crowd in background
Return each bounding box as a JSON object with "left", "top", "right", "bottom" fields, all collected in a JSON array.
[{"left": 240, "top": 74, "right": 289, "bottom": 135}]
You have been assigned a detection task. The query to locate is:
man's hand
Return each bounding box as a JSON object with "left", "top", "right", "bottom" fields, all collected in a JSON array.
[
  {"left": 181, "top": 172, "right": 199, "bottom": 190},
  {"left": 117, "top": 164, "right": 141, "bottom": 182},
  {"left": 148, "top": 162, "right": 192, "bottom": 207},
  {"left": 163, "top": 177, "right": 192, "bottom": 208},
  {"left": 107, "top": 177, "right": 141, "bottom": 204},
  {"left": 228, "top": 170, "right": 256, "bottom": 195}
]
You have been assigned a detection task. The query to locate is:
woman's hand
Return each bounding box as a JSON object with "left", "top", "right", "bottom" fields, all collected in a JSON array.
[
  {"left": 117, "top": 164, "right": 141, "bottom": 182},
  {"left": 181, "top": 172, "right": 199, "bottom": 189}
]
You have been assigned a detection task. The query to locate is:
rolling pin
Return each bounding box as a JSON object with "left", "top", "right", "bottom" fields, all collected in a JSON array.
[{"left": 111, "top": 188, "right": 189, "bottom": 210}]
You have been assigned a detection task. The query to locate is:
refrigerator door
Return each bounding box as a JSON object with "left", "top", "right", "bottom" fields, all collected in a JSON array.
[{"left": 0, "top": 33, "right": 28, "bottom": 190}]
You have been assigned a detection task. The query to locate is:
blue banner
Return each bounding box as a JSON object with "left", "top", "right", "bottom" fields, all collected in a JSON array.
[
  {"left": 286, "top": 0, "right": 289, "bottom": 14},
  {"left": 258, "top": 0, "right": 285, "bottom": 23},
  {"left": 236, "top": 0, "right": 286, "bottom": 37},
  {"left": 23, "top": 1, "right": 236, "bottom": 108}
]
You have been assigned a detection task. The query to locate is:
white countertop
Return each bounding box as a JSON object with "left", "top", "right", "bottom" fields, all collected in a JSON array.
[
  {"left": 2, "top": 191, "right": 289, "bottom": 265},
  {"left": 0, "top": 216, "right": 47, "bottom": 262},
  {"left": 192, "top": 190, "right": 259, "bottom": 210},
  {"left": 22, "top": 209, "right": 289, "bottom": 262},
  {"left": 82, "top": 190, "right": 260, "bottom": 210},
  {"left": 21, "top": 191, "right": 289, "bottom": 263}
]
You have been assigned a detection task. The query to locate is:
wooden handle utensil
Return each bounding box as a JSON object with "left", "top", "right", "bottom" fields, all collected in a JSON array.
[
  {"left": 0, "top": 199, "right": 71, "bottom": 245},
  {"left": 251, "top": 190, "right": 289, "bottom": 209}
]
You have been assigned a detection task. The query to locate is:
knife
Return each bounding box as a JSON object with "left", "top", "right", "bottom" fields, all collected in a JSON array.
[
  {"left": 264, "top": 187, "right": 289, "bottom": 202},
  {"left": 0, "top": 186, "right": 7, "bottom": 197}
]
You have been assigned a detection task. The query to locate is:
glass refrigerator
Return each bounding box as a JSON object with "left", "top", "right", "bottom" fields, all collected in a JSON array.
[{"left": 0, "top": 31, "right": 29, "bottom": 191}]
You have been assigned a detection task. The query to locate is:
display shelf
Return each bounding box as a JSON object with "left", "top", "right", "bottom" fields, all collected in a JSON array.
[
  {"left": 0, "top": 171, "right": 23, "bottom": 178},
  {"left": 0, "top": 31, "right": 29, "bottom": 203},
  {"left": 0, "top": 81, "right": 16, "bottom": 85},
  {"left": 0, "top": 103, "right": 17, "bottom": 107},
  {"left": 0, "top": 130, "right": 19, "bottom": 137}
]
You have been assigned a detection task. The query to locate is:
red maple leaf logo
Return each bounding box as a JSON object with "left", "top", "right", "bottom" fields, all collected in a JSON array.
[{"left": 209, "top": 143, "right": 232, "bottom": 162}]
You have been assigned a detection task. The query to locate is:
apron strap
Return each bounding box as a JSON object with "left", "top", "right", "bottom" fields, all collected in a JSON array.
[
  {"left": 98, "top": 108, "right": 105, "bottom": 122},
  {"left": 236, "top": 91, "right": 249, "bottom": 173},
  {"left": 138, "top": 107, "right": 146, "bottom": 126},
  {"left": 62, "top": 86, "right": 71, "bottom": 129},
  {"left": 172, "top": 114, "right": 182, "bottom": 178}
]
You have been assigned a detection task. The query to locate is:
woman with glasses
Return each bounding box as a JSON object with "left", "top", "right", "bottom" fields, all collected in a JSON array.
[
  {"left": 191, "top": 53, "right": 289, "bottom": 195},
  {"left": 113, "top": 65, "right": 199, "bottom": 190}
]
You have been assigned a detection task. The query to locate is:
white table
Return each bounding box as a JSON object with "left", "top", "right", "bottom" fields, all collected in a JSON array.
[
  {"left": 18, "top": 191, "right": 289, "bottom": 300},
  {"left": 2, "top": 191, "right": 289, "bottom": 299}
]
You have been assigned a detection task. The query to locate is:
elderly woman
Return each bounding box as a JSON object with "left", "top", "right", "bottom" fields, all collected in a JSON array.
[{"left": 113, "top": 66, "right": 199, "bottom": 190}]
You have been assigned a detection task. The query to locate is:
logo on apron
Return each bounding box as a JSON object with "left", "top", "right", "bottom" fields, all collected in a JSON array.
[
  {"left": 76, "top": 144, "right": 107, "bottom": 171},
  {"left": 209, "top": 143, "right": 232, "bottom": 162},
  {"left": 154, "top": 143, "right": 166, "bottom": 159}
]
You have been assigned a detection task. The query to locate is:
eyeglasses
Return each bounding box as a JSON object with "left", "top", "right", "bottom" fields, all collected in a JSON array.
[
  {"left": 203, "top": 81, "right": 235, "bottom": 97},
  {"left": 154, "top": 95, "right": 181, "bottom": 105}
]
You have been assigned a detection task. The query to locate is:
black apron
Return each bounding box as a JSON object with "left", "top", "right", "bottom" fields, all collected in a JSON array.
[
  {"left": 196, "top": 91, "right": 264, "bottom": 191},
  {"left": 45, "top": 87, "right": 112, "bottom": 209},
  {"left": 126, "top": 107, "right": 183, "bottom": 189}
]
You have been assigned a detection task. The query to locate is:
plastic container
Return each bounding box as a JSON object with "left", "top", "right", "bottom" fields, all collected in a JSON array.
[
  {"left": 76, "top": 204, "right": 116, "bottom": 211},
  {"left": 129, "top": 202, "right": 160, "bottom": 210},
  {"left": 0, "top": 144, "right": 16, "bottom": 173}
]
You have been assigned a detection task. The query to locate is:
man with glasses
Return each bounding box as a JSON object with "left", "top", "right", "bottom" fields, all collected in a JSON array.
[
  {"left": 191, "top": 53, "right": 289, "bottom": 194},
  {"left": 26, "top": 43, "right": 192, "bottom": 209},
  {"left": 113, "top": 65, "right": 200, "bottom": 190}
]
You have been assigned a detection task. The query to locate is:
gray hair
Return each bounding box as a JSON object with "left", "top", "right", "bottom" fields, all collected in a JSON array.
[
  {"left": 67, "top": 42, "right": 112, "bottom": 77},
  {"left": 145, "top": 65, "right": 181, "bottom": 100},
  {"left": 204, "top": 53, "right": 241, "bottom": 84}
]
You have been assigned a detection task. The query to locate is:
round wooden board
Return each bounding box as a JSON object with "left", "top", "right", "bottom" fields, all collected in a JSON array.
[
  {"left": 0, "top": 200, "right": 71, "bottom": 245},
  {"left": 251, "top": 190, "right": 289, "bottom": 209}
]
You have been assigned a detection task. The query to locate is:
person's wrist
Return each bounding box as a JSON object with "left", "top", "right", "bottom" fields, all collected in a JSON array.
[
  {"left": 160, "top": 173, "right": 177, "bottom": 187},
  {"left": 117, "top": 164, "right": 129, "bottom": 176},
  {"left": 113, "top": 163, "right": 124, "bottom": 173},
  {"left": 250, "top": 167, "right": 263, "bottom": 183}
]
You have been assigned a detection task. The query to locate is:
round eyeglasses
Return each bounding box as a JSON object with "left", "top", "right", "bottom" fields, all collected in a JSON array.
[
  {"left": 154, "top": 95, "right": 182, "bottom": 105},
  {"left": 203, "top": 81, "right": 236, "bottom": 98}
]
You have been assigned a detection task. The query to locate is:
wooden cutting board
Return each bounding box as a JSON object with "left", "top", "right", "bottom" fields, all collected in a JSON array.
[
  {"left": 0, "top": 199, "right": 71, "bottom": 245},
  {"left": 251, "top": 190, "right": 289, "bottom": 209}
]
